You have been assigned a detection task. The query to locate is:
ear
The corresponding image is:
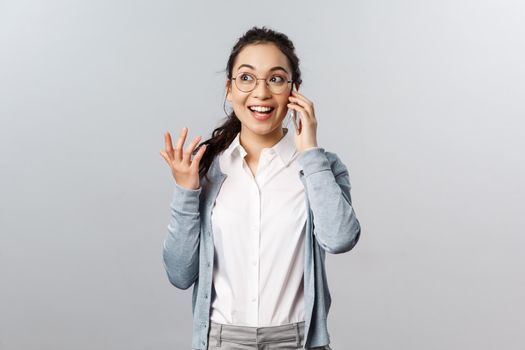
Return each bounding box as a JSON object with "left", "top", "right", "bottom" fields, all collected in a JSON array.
[{"left": 226, "top": 79, "right": 233, "bottom": 102}]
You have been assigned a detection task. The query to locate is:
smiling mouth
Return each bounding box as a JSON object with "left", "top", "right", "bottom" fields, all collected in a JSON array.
[
  {"left": 248, "top": 106, "right": 276, "bottom": 120},
  {"left": 248, "top": 106, "right": 275, "bottom": 113}
]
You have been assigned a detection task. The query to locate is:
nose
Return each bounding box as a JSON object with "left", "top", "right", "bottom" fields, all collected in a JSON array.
[{"left": 252, "top": 79, "right": 272, "bottom": 99}]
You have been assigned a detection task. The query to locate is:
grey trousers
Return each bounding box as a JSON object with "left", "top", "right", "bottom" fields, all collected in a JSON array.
[{"left": 206, "top": 320, "right": 332, "bottom": 350}]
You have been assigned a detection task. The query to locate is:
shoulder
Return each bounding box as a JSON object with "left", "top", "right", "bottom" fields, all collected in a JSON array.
[{"left": 199, "top": 154, "right": 224, "bottom": 189}]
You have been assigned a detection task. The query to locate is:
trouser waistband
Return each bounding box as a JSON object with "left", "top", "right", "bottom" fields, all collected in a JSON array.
[{"left": 209, "top": 320, "right": 305, "bottom": 347}]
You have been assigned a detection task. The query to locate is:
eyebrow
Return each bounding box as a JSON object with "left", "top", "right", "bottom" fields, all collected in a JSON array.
[{"left": 236, "top": 64, "right": 289, "bottom": 74}]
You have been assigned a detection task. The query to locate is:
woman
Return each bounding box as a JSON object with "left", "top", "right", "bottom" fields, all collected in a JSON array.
[{"left": 160, "top": 26, "right": 361, "bottom": 350}]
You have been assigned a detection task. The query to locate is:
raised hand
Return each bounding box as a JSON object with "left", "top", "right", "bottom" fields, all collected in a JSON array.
[
  {"left": 160, "top": 127, "right": 207, "bottom": 190},
  {"left": 287, "top": 90, "right": 319, "bottom": 152}
]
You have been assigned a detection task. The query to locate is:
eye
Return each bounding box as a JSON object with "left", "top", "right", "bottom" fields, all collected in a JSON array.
[
  {"left": 239, "top": 73, "right": 254, "bottom": 81},
  {"left": 269, "top": 75, "right": 286, "bottom": 83}
]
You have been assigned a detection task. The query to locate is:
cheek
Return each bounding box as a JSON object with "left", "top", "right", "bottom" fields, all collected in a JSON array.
[
  {"left": 276, "top": 103, "right": 290, "bottom": 120},
  {"left": 232, "top": 94, "right": 248, "bottom": 107},
  {"left": 277, "top": 97, "right": 290, "bottom": 109},
  {"left": 231, "top": 96, "right": 249, "bottom": 117}
]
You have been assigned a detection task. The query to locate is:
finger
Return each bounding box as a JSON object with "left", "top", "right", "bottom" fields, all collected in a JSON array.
[
  {"left": 164, "top": 132, "right": 176, "bottom": 160},
  {"left": 288, "top": 104, "right": 315, "bottom": 134},
  {"left": 190, "top": 144, "right": 207, "bottom": 170},
  {"left": 174, "top": 127, "right": 188, "bottom": 162},
  {"left": 159, "top": 150, "right": 172, "bottom": 166},
  {"left": 292, "top": 103, "right": 316, "bottom": 124},
  {"left": 288, "top": 96, "right": 315, "bottom": 119},
  {"left": 291, "top": 90, "right": 314, "bottom": 107},
  {"left": 287, "top": 103, "right": 310, "bottom": 122},
  {"left": 182, "top": 135, "right": 202, "bottom": 165}
]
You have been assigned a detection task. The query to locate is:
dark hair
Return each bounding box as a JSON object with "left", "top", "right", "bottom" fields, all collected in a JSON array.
[{"left": 196, "top": 26, "right": 303, "bottom": 181}]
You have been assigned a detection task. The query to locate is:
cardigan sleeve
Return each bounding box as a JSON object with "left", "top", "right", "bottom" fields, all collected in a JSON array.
[
  {"left": 162, "top": 181, "right": 202, "bottom": 289},
  {"left": 296, "top": 148, "right": 361, "bottom": 254}
]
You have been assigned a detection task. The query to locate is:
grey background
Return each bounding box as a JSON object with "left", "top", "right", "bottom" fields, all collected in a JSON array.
[{"left": 1, "top": 0, "right": 524, "bottom": 349}]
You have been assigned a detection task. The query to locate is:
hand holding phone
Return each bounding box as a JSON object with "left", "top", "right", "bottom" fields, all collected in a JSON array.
[{"left": 291, "top": 83, "right": 301, "bottom": 134}]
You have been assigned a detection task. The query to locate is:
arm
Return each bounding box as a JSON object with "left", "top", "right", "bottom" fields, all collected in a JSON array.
[
  {"left": 296, "top": 148, "right": 361, "bottom": 254},
  {"left": 162, "top": 181, "right": 202, "bottom": 289}
]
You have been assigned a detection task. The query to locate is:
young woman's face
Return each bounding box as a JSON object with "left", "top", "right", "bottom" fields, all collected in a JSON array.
[{"left": 226, "top": 43, "right": 293, "bottom": 137}]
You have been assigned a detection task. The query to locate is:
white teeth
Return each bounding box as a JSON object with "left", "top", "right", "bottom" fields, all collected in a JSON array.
[{"left": 249, "top": 106, "right": 273, "bottom": 112}]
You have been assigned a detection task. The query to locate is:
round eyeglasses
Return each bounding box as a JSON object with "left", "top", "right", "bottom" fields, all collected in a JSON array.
[{"left": 232, "top": 72, "right": 293, "bottom": 94}]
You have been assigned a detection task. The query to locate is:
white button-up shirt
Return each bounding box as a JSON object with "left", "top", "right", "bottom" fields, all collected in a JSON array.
[{"left": 210, "top": 128, "right": 308, "bottom": 327}]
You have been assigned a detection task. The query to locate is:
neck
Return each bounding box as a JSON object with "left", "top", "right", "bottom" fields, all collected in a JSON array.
[{"left": 239, "top": 126, "right": 288, "bottom": 161}]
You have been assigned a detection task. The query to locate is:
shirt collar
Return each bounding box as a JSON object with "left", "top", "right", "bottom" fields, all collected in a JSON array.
[{"left": 224, "top": 128, "right": 297, "bottom": 166}]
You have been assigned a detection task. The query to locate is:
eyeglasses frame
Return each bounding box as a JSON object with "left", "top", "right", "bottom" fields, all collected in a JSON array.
[{"left": 231, "top": 72, "right": 294, "bottom": 94}]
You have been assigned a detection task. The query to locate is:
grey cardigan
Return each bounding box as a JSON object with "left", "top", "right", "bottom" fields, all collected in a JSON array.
[{"left": 162, "top": 147, "right": 361, "bottom": 349}]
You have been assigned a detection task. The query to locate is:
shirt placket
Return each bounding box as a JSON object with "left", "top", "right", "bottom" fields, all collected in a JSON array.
[
  {"left": 242, "top": 149, "right": 274, "bottom": 325},
  {"left": 240, "top": 151, "right": 262, "bottom": 325},
  {"left": 249, "top": 180, "right": 260, "bottom": 325}
]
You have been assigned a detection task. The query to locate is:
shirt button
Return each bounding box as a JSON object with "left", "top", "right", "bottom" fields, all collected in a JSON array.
[
  {"left": 252, "top": 261, "right": 257, "bottom": 266},
  {"left": 207, "top": 262, "right": 211, "bottom": 267},
  {"left": 205, "top": 294, "right": 208, "bottom": 299},
  {"left": 251, "top": 297, "right": 256, "bottom": 302}
]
